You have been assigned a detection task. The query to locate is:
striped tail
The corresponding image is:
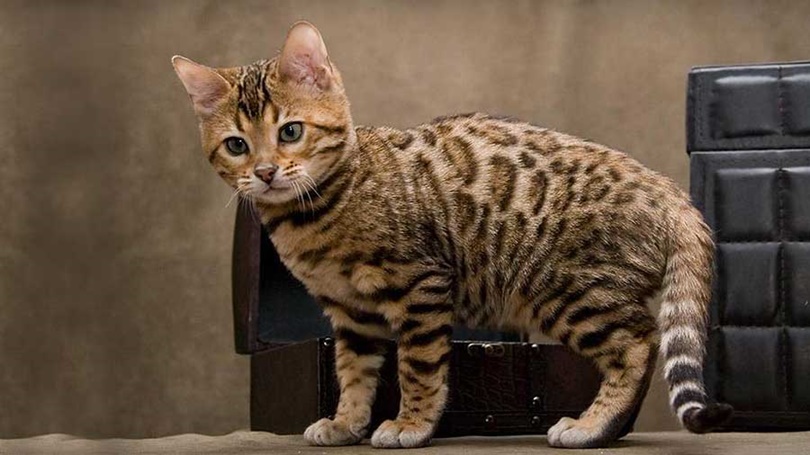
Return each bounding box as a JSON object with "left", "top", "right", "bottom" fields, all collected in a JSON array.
[{"left": 658, "top": 207, "right": 732, "bottom": 433}]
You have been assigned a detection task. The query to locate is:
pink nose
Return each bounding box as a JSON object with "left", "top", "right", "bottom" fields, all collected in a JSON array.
[{"left": 254, "top": 164, "right": 278, "bottom": 183}]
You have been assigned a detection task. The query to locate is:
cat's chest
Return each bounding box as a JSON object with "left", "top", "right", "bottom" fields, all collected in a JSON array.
[
  {"left": 289, "top": 254, "right": 353, "bottom": 298},
  {"left": 269, "top": 230, "right": 359, "bottom": 302}
]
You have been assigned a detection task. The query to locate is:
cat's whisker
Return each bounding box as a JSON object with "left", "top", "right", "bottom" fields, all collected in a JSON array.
[
  {"left": 229, "top": 185, "right": 254, "bottom": 211},
  {"left": 242, "top": 193, "right": 259, "bottom": 221},
  {"left": 301, "top": 174, "right": 321, "bottom": 196},
  {"left": 288, "top": 181, "right": 298, "bottom": 211},
  {"left": 291, "top": 180, "right": 305, "bottom": 213},
  {"left": 299, "top": 179, "right": 315, "bottom": 214},
  {"left": 299, "top": 176, "right": 321, "bottom": 215},
  {"left": 230, "top": 184, "right": 251, "bottom": 208},
  {"left": 302, "top": 174, "right": 322, "bottom": 200},
  {"left": 236, "top": 195, "right": 247, "bottom": 218},
  {"left": 225, "top": 189, "right": 241, "bottom": 208},
  {"left": 290, "top": 180, "right": 304, "bottom": 211},
  {"left": 298, "top": 176, "right": 313, "bottom": 198},
  {"left": 297, "top": 183, "right": 310, "bottom": 213}
]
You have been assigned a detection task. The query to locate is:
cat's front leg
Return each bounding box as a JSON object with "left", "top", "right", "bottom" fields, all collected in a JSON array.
[
  {"left": 371, "top": 278, "right": 454, "bottom": 449},
  {"left": 304, "top": 298, "right": 390, "bottom": 446}
]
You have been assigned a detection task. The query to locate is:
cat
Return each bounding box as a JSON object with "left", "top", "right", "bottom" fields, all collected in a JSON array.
[{"left": 172, "top": 21, "right": 732, "bottom": 449}]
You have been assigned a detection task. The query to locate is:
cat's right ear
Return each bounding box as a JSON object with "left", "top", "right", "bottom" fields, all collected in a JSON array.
[{"left": 172, "top": 56, "right": 231, "bottom": 116}]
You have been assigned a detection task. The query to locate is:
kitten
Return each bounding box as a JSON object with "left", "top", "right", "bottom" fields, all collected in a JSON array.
[{"left": 173, "top": 21, "right": 732, "bottom": 449}]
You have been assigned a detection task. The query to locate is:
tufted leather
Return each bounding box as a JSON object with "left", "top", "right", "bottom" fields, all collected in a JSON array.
[{"left": 689, "top": 62, "right": 810, "bottom": 430}]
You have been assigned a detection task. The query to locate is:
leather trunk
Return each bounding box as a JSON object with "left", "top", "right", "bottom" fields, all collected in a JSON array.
[
  {"left": 688, "top": 61, "right": 810, "bottom": 431},
  {"left": 250, "top": 338, "right": 602, "bottom": 437}
]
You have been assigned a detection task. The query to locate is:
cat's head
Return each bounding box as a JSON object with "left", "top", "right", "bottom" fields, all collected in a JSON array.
[{"left": 172, "top": 22, "right": 353, "bottom": 206}]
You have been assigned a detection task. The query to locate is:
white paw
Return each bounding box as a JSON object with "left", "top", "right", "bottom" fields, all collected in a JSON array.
[
  {"left": 303, "top": 417, "right": 365, "bottom": 446},
  {"left": 370, "top": 419, "right": 433, "bottom": 448},
  {"left": 547, "top": 416, "right": 606, "bottom": 448}
]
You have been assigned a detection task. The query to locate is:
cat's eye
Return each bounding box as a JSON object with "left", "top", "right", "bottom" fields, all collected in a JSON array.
[
  {"left": 224, "top": 137, "right": 249, "bottom": 156},
  {"left": 279, "top": 122, "right": 303, "bottom": 143}
]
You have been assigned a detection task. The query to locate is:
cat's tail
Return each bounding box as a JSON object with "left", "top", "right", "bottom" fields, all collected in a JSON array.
[{"left": 658, "top": 205, "right": 733, "bottom": 433}]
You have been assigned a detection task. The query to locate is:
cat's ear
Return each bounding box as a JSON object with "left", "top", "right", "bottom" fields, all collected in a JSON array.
[
  {"left": 278, "top": 21, "right": 333, "bottom": 90},
  {"left": 172, "top": 56, "right": 231, "bottom": 116}
]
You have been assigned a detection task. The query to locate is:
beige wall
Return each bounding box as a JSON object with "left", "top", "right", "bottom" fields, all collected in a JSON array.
[{"left": 1, "top": 0, "right": 809, "bottom": 438}]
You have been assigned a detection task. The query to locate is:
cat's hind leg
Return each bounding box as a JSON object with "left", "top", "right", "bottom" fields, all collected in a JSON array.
[{"left": 545, "top": 305, "right": 658, "bottom": 448}]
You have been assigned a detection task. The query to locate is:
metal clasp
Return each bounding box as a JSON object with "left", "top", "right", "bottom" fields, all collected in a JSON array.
[
  {"left": 483, "top": 343, "right": 505, "bottom": 357},
  {"left": 467, "top": 342, "right": 505, "bottom": 357}
]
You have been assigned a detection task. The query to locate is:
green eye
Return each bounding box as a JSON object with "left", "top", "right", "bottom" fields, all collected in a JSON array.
[
  {"left": 279, "top": 122, "right": 303, "bottom": 143},
  {"left": 224, "top": 137, "right": 249, "bottom": 155}
]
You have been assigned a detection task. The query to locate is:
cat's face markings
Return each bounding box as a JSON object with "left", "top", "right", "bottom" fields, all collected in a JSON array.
[
  {"left": 174, "top": 21, "right": 353, "bottom": 209},
  {"left": 213, "top": 112, "right": 311, "bottom": 205}
]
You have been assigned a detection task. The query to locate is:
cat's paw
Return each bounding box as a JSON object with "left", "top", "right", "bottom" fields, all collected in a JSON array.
[
  {"left": 303, "top": 417, "right": 365, "bottom": 446},
  {"left": 547, "top": 416, "right": 612, "bottom": 448},
  {"left": 370, "top": 418, "right": 433, "bottom": 448}
]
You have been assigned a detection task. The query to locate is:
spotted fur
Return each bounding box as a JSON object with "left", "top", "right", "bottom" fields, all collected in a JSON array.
[{"left": 173, "top": 21, "right": 731, "bottom": 449}]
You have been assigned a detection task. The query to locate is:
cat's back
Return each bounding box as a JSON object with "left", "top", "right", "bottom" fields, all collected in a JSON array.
[
  {"left": 368, "top": 113, "right": 685, "bottom": 226},
  {"left": 359, "top": 113, "right": 688, "bottom": 254},
  {"left": 358, "top": 113, "right": 693, "bottom": 267},
  {"left": 361, "top": 113, "right": 691, "bottom": 325}
]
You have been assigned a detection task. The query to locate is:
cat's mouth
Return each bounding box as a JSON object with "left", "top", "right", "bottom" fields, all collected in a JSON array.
[
  {"left": 260, "top": 180, "right": 289, "bottom": 192},
  {"left": 244, "top": 173, "right": 319, "bottom": 208},
  {"left": 248, "top": 181, "right": 298, "bottom": 202}
]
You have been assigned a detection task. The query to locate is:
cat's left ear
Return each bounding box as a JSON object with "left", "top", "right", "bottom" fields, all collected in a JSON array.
[
  {"left": 278, "top": 21, "right": 333, "bottom": 90},
  {"left": 172, "top": 56, "right": 231, "bottom": 116}
]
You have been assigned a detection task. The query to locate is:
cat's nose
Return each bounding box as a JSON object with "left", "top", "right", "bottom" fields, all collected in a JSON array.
[{"left": 254, "top": 164, "right": 279, "bottom": 184}]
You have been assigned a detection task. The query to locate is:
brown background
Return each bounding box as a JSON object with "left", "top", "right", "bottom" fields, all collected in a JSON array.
[{"left": 1, "top": 0, "right": 808, "bottom": 439}]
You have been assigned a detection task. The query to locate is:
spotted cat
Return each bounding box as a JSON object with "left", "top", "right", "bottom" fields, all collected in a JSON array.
[{"left": 172, "top": 21, "right": 732, "bottom": 449}]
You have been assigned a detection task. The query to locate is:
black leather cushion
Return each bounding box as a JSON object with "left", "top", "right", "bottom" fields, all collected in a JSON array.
[
  {"left": 689, "top": 61, "right": 810, "bottom": 430},
  {"left": 717, "top": 243, "right": 779, "bottom": 325},
  {"left": 688, "top": 62, "right": 810, "bottom": 152}
]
